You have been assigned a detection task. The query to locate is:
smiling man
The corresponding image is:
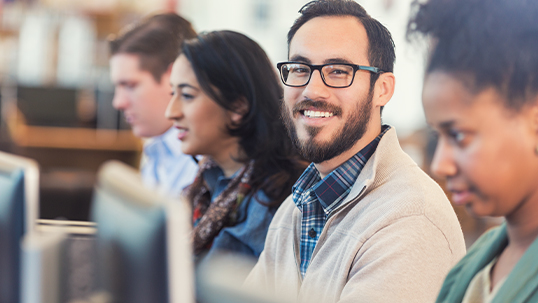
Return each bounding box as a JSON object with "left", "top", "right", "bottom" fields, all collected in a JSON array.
[
  {"left": 245, "top": 1, "right": 466, "bottom": 302},
  {"left": 109, "top": 13, "right": 198, "bottom": 197}
]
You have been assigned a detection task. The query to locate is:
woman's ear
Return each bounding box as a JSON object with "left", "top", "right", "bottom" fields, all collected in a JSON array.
[
  {"left": 229, "top": 97, "right": 249, "bottom": 124},
  {"left": 530, "top": 96, "right": 538, "bottom": 134},
  {"left": 528, "top": 98, "right": 538, "bottom": 156}
]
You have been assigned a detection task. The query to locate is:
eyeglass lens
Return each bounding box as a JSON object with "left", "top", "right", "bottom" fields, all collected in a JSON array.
[{"left": 280, "top": 63, "right": 354, "bottom": 87}]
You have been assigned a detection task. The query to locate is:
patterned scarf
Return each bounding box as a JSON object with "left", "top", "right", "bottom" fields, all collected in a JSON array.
[{"left": 183, "top": 157, "right": 254, "bottom": 255}]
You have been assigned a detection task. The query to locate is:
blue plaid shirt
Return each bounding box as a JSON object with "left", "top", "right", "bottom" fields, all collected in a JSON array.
[{"left": 292, "top": 125, "right": 390, "bottom": 277}]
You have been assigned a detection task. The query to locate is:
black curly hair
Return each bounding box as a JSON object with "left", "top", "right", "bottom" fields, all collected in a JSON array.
[{"left": 407, "top": 0, "right": 538, "bottom": 111}]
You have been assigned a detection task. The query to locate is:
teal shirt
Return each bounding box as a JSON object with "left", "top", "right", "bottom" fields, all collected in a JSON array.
[{"left": 437, "top": 223, "right": 538, "bottom": 303}]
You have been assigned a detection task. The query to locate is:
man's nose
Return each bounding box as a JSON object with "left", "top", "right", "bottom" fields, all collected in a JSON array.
[
  {"left": 112, "top": 89, "right": 129, "bottom": 110},
  {"left": 302, "top": 70, "right": 330, "bottom": 100}
]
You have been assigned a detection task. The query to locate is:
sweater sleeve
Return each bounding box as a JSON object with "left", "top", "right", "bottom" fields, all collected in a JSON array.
[{"left": 336, "top": 215, "right": 462, "bottom": 303}]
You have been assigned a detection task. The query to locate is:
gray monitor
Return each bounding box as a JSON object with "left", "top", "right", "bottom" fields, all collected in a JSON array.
[
  {"left": 0, "top": 151, "right": 39, "bottom": 303},
  {"left": 20, "top": 229, "right": 67, "bottom": 303},
  {"left": 90, "top": 161, "right": 194, "bottom": 303}
]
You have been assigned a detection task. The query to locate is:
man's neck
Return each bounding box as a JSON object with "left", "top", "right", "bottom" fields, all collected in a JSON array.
[{"left": 314, "top": 124, "right": 382, "bottom": 178}]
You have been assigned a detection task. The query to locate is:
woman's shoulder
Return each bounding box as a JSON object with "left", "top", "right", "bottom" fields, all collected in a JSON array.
[
  {"left": 231, "top": 189, "right": 278, "bottom": 224},
  {"left": 467, "top": 224, "right": 507, "bottom": 256},
  {"left": 454, "top": 225, "right": 506, "bottom": 270},
  {"left": 437, "top": 224, "right": 507, "bottom": 302}
]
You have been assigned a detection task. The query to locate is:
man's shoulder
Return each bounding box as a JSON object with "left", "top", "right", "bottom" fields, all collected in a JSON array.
[
  {"left": 366, "top": 128, "right": 450, "bottom": 212},
  {"left": 358, "top": 165, "right": 456, "bottom": 229},
  {"left": 339, "top": 145, "right": 462, "bottom": 247},
  {"left": 357, "top": 148, "right": 447, "bottom": 211},
  {"left": 360, "top": 126, "right": 445, "bottom": 197}
]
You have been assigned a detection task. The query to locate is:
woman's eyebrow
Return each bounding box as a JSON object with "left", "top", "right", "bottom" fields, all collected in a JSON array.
[{"left": 177, "top": 83, "right": 200, "bottom": 91}]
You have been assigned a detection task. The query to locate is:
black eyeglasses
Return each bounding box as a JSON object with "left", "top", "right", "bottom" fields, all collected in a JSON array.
[{"left": 276, "top": 61, "right": 384, "bottom": 88}]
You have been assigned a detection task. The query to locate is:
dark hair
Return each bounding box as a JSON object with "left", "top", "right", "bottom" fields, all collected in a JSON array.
[
  {"left": 407, "top": 0, "right": 538, "bottom": 111},
  {"left": 182, "top": 30, "right": 305, "bottom": 207},
  {"left": 288, "top": 0, "right": 395, "bottom": 87},
  {"left": 109, "top": 13, "right": 196, "bottom": 82}
]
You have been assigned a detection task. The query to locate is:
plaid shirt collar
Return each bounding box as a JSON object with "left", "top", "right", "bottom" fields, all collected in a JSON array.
[{"left": 292, "top": 125, "right": 391, "bottom": 215}]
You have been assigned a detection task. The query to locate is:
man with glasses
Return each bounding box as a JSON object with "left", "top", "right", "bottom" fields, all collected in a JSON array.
[{"left": 245, "top": 1, "right": 465, "bottom": 302}]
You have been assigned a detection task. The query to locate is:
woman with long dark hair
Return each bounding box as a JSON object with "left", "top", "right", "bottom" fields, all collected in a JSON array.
[{"left": 166, "top": 30, "right": 304, "bottom": 262}]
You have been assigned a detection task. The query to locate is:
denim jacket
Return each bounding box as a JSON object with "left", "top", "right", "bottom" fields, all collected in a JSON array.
[{"left": 200, "top": 165, "right": 276, "bottom": 263}]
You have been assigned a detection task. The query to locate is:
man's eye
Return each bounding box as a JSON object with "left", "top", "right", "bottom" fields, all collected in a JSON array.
[
  {"left": 290, "top": 67, "right": 309, "bottom": 74},
  {"left": 324, "top": 65, "right": 352, "bottom": 78},
  {"left": 329, "top": 69, "right": 349, "bottom": 75}
]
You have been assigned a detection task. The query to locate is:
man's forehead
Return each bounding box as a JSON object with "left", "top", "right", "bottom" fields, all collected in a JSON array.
[
  {"left": 288, "top": 16, "right": 369, "bottom": 64},
  {"left": 110, "top": 53, "right": 152, "bottom": 79}
]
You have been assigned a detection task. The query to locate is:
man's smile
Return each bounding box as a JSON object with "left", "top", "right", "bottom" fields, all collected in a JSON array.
[{"left": 302, "top": 110, "right": 335, "bottom": 118}]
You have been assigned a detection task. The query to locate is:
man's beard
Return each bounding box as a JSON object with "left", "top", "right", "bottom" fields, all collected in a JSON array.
[{"left": 282, "top": 91, "right": 373, "bottom": 164}]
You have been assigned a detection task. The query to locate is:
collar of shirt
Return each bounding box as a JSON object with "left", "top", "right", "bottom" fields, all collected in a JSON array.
[
  {"left": 143, "top": 127, "right": 184, "bottom": 159},
  {"left": 292, "top": 125, "right": 391, "bottom": 216},
  {"left": 202, "top": 164, "right": 244, "bottom": 200}
]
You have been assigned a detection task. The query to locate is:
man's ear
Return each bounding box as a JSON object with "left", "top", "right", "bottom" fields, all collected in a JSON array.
[
  {"left": 229, "top": 96, "right": 249, "bottom": 124},
  {"left": 372, "top": 72, "right": 395, "bottom": 108},
  {"left": 166, "top": 62, "right": 173, "bottom": 76},
  {"left": 159, "top": 63, "right": 174, "bottom": 85}
]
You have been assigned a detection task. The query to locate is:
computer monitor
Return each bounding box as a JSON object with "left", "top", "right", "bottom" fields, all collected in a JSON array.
[
  {"left": 90, "top": 160, "right": 194, "bottom": 303},
  {"left": 20, "top": 229, "right": 67, "bottom": 303},
  {"left": 0, "top": 151, "right": 39, "bottom": 303}
]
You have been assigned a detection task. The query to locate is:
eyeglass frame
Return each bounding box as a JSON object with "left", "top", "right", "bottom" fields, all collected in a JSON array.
[{"left": 276, "top": 61, "right": 384, "bottom": 88}]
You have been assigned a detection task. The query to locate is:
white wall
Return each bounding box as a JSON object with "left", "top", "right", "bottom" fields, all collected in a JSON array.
[{"left": 359, "top": 0, "right": 427, "bottom": 137}]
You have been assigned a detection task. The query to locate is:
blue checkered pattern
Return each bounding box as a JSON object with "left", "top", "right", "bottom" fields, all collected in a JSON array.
[{"left": 292, "top": 125, "right": 390, "bottom": 278}]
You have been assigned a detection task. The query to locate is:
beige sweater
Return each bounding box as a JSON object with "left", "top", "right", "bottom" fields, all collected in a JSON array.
[{"left": 245, "top": 127, "right": 466, "bottom": 303}]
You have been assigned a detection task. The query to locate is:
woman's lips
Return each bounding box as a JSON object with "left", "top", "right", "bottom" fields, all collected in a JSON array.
[
  {"left": 450, "top": 190, "right": 472, "bottom": 206},
  {"left": 175, "top": 127, "right": 187, "bottom": 140}
]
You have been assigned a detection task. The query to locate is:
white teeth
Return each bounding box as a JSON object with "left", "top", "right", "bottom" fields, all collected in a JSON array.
[
  {"left": 178, "top": 129, "right": 186, "bottom": 133},
  {"left": 303, "top": 110, "right": 334, "bottom": 118}
]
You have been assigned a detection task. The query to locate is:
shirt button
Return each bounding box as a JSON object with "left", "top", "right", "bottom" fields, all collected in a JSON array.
[{"left": 308, "top": 228, "right": 317, "bottom": 238}]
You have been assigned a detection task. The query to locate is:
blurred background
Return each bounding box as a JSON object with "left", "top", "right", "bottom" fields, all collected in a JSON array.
[{"left": 0, "top": 0, "right": 500, "bottom": 246}]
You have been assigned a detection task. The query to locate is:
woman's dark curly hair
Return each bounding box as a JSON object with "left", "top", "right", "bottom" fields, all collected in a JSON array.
[
  {"left": 407, "top": 0, "right": 538, "bottom": 111},
  {"left": 182, "top": 30, "right": 305, "bottom": 207}
]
